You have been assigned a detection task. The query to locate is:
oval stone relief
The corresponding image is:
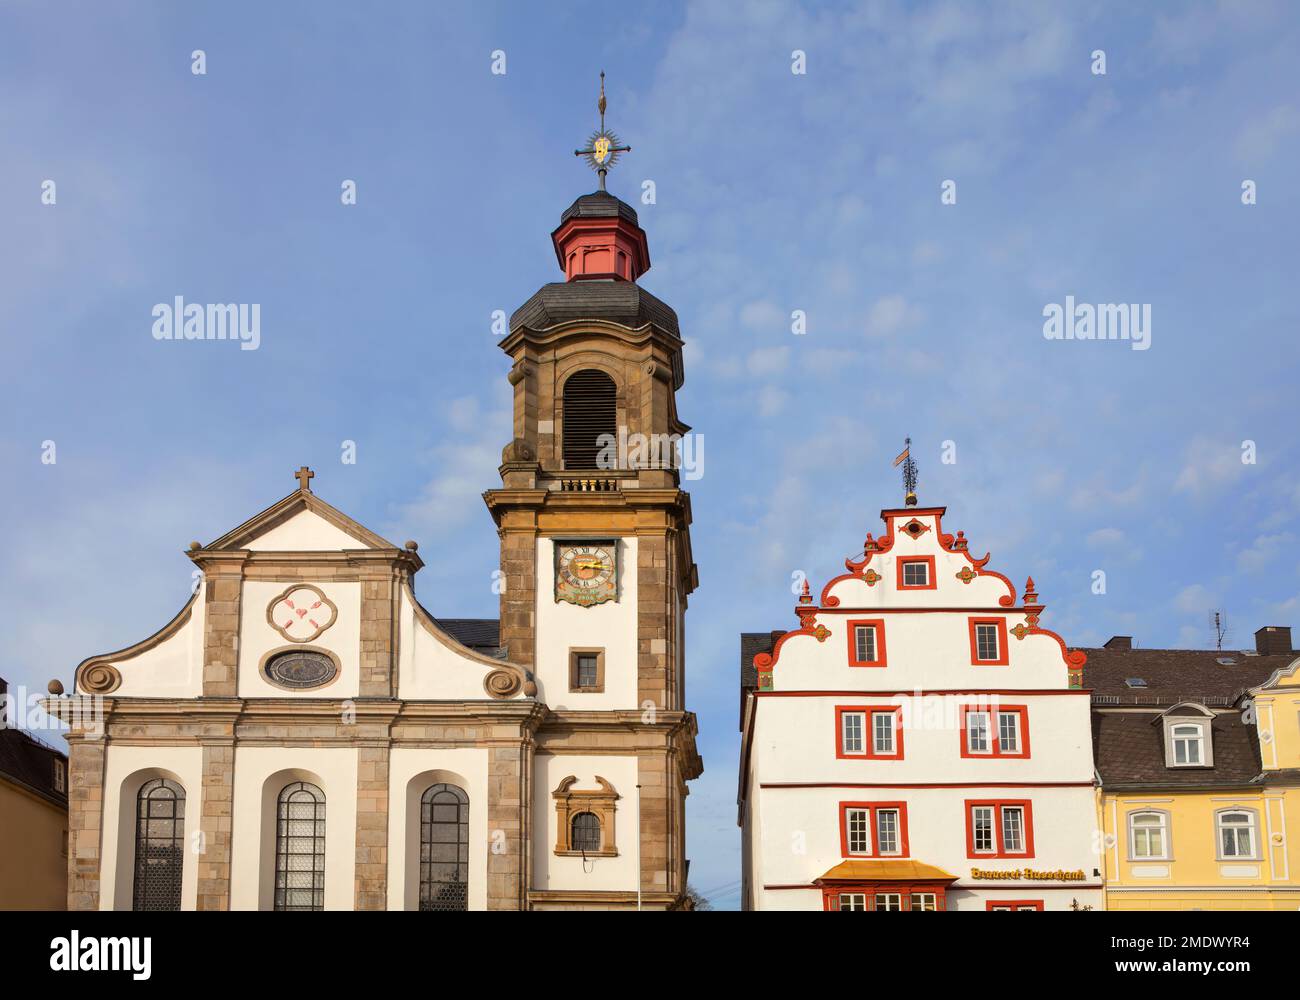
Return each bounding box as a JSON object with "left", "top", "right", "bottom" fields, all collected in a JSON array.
[{"left": 264, "top": 649, "right": 338, "bottom": 690}]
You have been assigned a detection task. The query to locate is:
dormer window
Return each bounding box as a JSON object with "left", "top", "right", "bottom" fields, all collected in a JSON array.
[
  {"left": 1171, "top": 724, "right": 1204, "bottom": 765},
  {"left": 1159, "top": 705, "right": 1216, "bottom": 768}
]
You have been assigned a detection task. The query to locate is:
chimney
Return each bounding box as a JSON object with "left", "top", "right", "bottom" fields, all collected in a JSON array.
[
  {"left": 1255, "top": 626, "right": 1293, "bottom": 656},
  {"left": 1104, "top": 636, "right": 1133, "bottom": 650}
]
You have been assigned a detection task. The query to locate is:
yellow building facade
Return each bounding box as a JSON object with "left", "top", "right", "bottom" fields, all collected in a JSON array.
[{"left": 1091, "top": 629, "right": 1300, "bottom": 911}]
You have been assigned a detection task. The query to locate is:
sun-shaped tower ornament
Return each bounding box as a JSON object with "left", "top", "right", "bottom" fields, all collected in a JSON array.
[{"left": 574, "top": 71, "right": 631, "bottom": 192}]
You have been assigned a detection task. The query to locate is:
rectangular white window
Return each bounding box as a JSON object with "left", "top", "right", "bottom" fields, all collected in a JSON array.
[
  {"left": 875, "top": 808, "right": 900, "bottom": 855},
  {"left": 838, "top": 892, "right": 867, "bottom": 911},
  {"left": 854, "top": 625, "right": 877, "bottom": 663},
  {"left": 841, "top": 712, "right": 865, "bottom": 755},
  {"left": 967, "top": 711, "right": 991, "bottom": 754},
  {"left": 910, "top": 893, "right": 937, "bottom": 911},
  {"left": 1001, "top": 806, "right": 1025, "bottom": 854},
  {"left": 971, "top": 806, "right": 995, "bottom": 853},
  {"left": 872, "top": 712, "right": 895, "bottom": 755},
  {"left": 1218, "top": 812, "right": 1256, "bottom": 859},
  {"left": 901, "top": 561, "right": 929, "bottom": 587},
  {"left": 1171, "top": 724, "right": 1204, "bottom": 766},
  {"left": 997, "top": 711, "right": 1020, "bottom": 754},
  {"left": 875, "top": 893, "right": 902, "bottom": 911},
  {"left": 846, "top": 808, "right": 871, "bottom": 855},
  {"left": 975, "top": 623, "right": 1001, "bottom": 661}
]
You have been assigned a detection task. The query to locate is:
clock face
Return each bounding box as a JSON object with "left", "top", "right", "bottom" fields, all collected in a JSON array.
[{"left": 555, "top": 542, "right": 617, "bottom": 607}]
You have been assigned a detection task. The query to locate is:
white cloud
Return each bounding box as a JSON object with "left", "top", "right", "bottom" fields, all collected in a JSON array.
[
  {"left": 1234, "top": 104, "right": 1300, "bottom": 161},
  {"left": 1173, "top": 583, "right": 1217, "bottom": 615},
  {"left": 739, "top": 300, "right": 786, "bottom": 332},
  {"left": 864, "top": 294, "right": 923, "bottom": 339},
  {"left": 745, "top": 345, "right": 791, "bottom": 377},
  {"left": 1173, "top": 437, "right": 1248, "bottom": 497},
  {"left": 1086, "top": 527, "right": 1125, "bottom": 548},
  {"left": 757, "top": 386, "right": 789, "bottom": 418},
  {"left": 1237, "top": 532, "right": 1294, "bottom": 573}
]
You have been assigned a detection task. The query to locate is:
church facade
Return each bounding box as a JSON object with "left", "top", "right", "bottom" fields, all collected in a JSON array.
[
  {"left": 49, "top": 185, "right": 702, "bottom": 911},
  {"left": 738, "top": 501, "right": 1104, "bottom": 911}
]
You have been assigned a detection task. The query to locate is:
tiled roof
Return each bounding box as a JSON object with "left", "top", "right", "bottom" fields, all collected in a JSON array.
[
  {"left": 511, "top": 281, "right": 680, "bottom": 339},
  {"left": 1082, "top": 646, "right": 1296, "bottom": 706},
  {"left": 1092, "top": 710, "right": 1262, "bottom": 787},
  {"left": 435, "top": 618, "right": 506, "bottom": 660},
  {"left": 738, "top": 631, "right": 784, "bottom": 729},
  {"left": 0, "top": 727, "right": 68, "bottom": 807}
]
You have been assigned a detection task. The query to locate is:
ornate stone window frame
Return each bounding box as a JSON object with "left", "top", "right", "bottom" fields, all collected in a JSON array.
[
  {"left": 259, "top": 645, "right": 343, "bottom": 692},
  {"left": 552, "top": 775, "right": 619, "bottom": 857},
  {"left": 569, "top": 647, "right": 606, "bottom": 692}
]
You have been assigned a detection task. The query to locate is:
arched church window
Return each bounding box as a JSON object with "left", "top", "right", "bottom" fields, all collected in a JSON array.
[
  {"left": 133, "top": 778, "right": 185, "bottom": 911},
  {"left": 419, "top": 783, "right": 469, "bottom": 911},
  {"left": 274, "top": 781, "right": 326, "bottom": 911},
  {"left": 562, "top": 369, "right": 617, "bottom": 470},
  {"left": 571, "top": 811, "right": 602, "bottom": 853}
]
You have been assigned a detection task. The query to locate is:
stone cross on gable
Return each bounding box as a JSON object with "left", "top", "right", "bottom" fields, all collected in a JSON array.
[{"left": 295, "top": 466, "right": 314, "bottom": 492}]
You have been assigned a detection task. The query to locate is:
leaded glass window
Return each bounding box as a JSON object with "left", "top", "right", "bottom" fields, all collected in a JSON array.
[
  {"left": 420, "top": 783, "right": 469, "bottom": 911},
  {"left": 571, "top": 811, "right": 602, "bottom": 853},
  {"left": 274, "top": 781, "right": 325, "bottom": 911},
  {"left": 133, "top": 778, "right": 185, "bottom": 911}
]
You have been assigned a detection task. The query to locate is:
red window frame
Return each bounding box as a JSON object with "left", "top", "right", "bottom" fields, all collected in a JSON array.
[
  {"left": 964, "top": 799, "right": 1035, "bottom": 858},
  {"left": 959, "top": 705, "right": 1030, "bottom": 758},
  {"left": 839, "top": 801, "right": 911, "bottom": 858},
  {"left": 986, "top": 900, "right": 1043, "bottom": 911},
  {"left": 822, "top": 883, "right": 949, "bottom": 911},
  {"left": 835, "top": 706, "right": 905, "bottom": 760},
  {"left": 896, "top": 556, "right": 937, "bottom": 591},
  {"left": 968, "top": 617, "right": 1009, "bottom": 665},
  {"left": 846, "top": 618, "right": 888, "bottom": 667}
]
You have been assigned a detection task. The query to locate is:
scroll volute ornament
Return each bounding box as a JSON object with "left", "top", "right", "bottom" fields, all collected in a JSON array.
[
  {"left": 552, "top": 775, "right": 619, "bottom": 857},
  {"left": 80, "top": 662, "right": 122, "bottom": 695},
  {"left": 483, "top": 666, "right": 536, "bottom": 699}
]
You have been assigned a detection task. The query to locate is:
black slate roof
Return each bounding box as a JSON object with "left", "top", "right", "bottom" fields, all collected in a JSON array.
[
  {"left": 0, "top": 726, "right": 68, "bottom": 808},
  {"left": 510, "top": 280, "right": 680, "bottom": 339},
  {"left": 559, "top": 191, "right": 639, "bottom": 226},
  {"left": 738, "top": 631, "right": 784, "bottom": 729},
  {"left": 1083, "top": 646, "right": 1295, "bottom": 706},
  {"left": 1092, "top": 710, "right": 1263, "bottom": 787},
  {"left": 436, "top": 618, "right": 505, "bottom": 660}
]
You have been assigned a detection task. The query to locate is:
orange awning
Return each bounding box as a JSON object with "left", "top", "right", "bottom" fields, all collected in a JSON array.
[{"left": 816, "top": 860, "right": 957, "bottom": 883}]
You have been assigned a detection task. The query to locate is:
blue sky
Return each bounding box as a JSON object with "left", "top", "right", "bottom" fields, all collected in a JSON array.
[{"left": 2, "top": 1, "right": 1298, "bottom": 909}]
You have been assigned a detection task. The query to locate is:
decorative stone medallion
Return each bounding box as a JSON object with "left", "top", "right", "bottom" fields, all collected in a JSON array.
[
  {"left": 267, "top": 584, "right": 338, "bottom": 643},
  {"left": 263, "top": 648, "right": 339, "bottom": 690},
  {"left": 80, "top": 662, "right": 122, "bottom": 694}
]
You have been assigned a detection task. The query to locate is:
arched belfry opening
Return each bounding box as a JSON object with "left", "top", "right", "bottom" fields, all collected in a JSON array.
[{"left": 562, "top": 368, "right": 616, "bottom": 470}]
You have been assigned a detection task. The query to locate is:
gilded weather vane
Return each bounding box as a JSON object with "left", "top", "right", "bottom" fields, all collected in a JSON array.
[
  {"left": 893, "top": 437, "right": 918, "bottom": 507},
  {"left": 575, "top": 71, "right": 630, "bottom": 192}
]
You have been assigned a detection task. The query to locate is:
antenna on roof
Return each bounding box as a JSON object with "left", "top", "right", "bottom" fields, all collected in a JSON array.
[{"left": 1208, "top": 610, "right": 1231, "bottom": 652}]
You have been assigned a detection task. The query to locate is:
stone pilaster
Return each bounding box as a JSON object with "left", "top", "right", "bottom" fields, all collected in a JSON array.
[
  {"left": 499, "top": 524, "right": 537, "bottom": 670},
  {"left": 637, "top": 532, "right": 670, "bottom": 710},
  {"left": 354, "top": 744, "right": 390, "bottom": 909},
  {"left": 202, "top": 564, "right": 243, "bottom": 696},
  {"left": 637, "top": 753, "right": 671, "bottom": 897},
  {"left": 196, "top": 742, "right": 234, "bottom": 910},
  {"left": 359, "top": 575, "right": 395, "bottom": 697},
  {"left": 487, "top": 744, "right": 524, "bottom": 909},
  {"left": 67, "top": 736, "right": 106, "bottom": 911}
]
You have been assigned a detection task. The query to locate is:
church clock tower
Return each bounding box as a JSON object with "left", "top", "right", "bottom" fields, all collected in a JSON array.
[{"left": 483, "top": 75, "right": 702, "bottom": 908}]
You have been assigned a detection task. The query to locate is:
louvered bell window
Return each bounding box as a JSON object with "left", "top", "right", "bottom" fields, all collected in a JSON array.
[{"left": 562, "top": 369, "right": 617, "bottom": 470}]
